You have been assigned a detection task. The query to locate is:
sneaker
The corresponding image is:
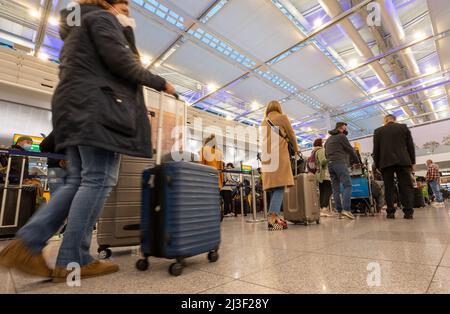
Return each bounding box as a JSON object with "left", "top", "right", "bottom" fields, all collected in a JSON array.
[
  {"left": 52, "top": 260, "right": 119, "bottom": 283},
  {"left": 340, "top": 210, "right": 355, "bottom": 220},
  {"left": 0, "top": 239, "right": 52, "bottom": 278}
]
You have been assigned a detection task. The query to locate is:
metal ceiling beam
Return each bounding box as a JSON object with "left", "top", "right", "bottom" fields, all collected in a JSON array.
[
  {"left": 332, "top": 76, "right": 450, "bottom": 118},
  {"left": 377, "top": 0, "right": 435, "bottom": 117},
  {"left": 191, "top": 0, "right": 375, "bottom": 106},
  {"left": 33, "top": 0, "right": 53, "bottom": 56},
  {"left": 319, "top": 0, "right": 417, "bottom": 122}
]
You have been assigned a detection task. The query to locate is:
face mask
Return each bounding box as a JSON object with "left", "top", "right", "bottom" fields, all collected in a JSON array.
[
  {"left": 343, "top": 130, "right": 349, "bottom": 136},
  {"left": 116, "top": 13, "right": 136, "bottom": 30},
  {"left": 22, "top": 144, "right": 32, "bottom": 151}
]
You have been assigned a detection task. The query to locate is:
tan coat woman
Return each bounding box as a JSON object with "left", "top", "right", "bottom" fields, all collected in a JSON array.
[
  {"left": 260, "top": 101, "right": 299, "bottom": 230},
  {"left": 261, "top": 102, "right": 299, "bottom": 191}
]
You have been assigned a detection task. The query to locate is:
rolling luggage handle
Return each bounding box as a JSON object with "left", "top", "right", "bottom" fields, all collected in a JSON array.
[{"left": 0, "top": 154, "right": 26, "bottom": 228}]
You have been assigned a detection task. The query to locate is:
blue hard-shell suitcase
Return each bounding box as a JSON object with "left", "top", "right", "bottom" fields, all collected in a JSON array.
[{"left": 136, "top": 161, "right": 221, "bottom": 276}]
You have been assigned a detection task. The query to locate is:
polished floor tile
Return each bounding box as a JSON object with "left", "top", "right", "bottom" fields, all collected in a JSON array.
[
  {"left": 189, "top": 243, "right": 304, "bottom": 279},
  {"left": 428, "top": 266, "right": 450, "bottom": 294},
  {"left": 317, "top": 238, "right": 447, "bottom": 266},
  {"left": 200, "top": 280, "right": 286, "bottom": 294},
  {"left": 1, "top": 204, "right": 449, "bottom": 294},
  {"left": 439, "top": 246, "right": 450, "bottom": 267},
  {"left": 0, "top": 268, "right": 15, "bottom": 294},
  {"left": 241, "top": 253, "right": 436, "bottom": 294}
]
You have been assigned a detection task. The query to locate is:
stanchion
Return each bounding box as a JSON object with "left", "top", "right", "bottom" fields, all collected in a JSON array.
[
  {"left": 246, "top": 170, "right": 265, "bottom": 223},
  {"left": 239, "top": 173, "right": 244, "bottom": 217}
]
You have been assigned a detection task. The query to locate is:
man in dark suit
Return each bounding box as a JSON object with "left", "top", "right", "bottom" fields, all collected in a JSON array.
[{"left": 373, "top": 114, "right": 416, "bottom": 219}]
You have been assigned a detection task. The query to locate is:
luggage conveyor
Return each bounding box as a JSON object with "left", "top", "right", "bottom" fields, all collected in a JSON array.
[{"left": 221, "top": 169, "right": 267, "bottom": 223}]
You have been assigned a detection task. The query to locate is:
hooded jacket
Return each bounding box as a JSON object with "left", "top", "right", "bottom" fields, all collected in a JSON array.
[
  {"left": 52, "top": 4, "right": 166, "bottom": 158},
  {"left": 324, "top": 129, "right": 358, "bottom": 165}
]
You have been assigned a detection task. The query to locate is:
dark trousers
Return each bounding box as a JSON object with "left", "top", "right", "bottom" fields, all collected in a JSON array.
[
  {"left": 319, "top": 180, "right": 332, "bottom": 208},
  {"left": 221, "top": 190, "right": 233, "bottom": 215},
  {"left": 381, "top": 165, "right": 414, "bottom": 215}
]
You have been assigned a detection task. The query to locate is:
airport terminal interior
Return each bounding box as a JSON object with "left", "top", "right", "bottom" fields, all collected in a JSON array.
[{"left": 1, "top": 0, "right": 450, "bottom": 294}]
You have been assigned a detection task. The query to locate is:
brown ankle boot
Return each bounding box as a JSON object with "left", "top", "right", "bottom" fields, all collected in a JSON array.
[
  {"left": 52, "top": 260, "right": 119, "bottom": 283},
  {"left": 0, "top": 239, "right": 52, "bottom": 277}
]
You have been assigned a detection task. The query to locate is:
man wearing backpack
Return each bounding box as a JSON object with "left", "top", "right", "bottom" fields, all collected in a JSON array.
[{"left": 308, "top": 139, "right": 333, "bottom": 217}]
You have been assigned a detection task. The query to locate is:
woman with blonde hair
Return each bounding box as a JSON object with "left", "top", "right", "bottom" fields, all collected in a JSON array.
[{"left": 261, "top": 101, "right": 299, "bottom": 230}]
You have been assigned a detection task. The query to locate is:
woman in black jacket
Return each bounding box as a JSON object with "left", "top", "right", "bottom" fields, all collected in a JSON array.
[{"left": 0, "top": 0, "right": 176, "bottom": 281}]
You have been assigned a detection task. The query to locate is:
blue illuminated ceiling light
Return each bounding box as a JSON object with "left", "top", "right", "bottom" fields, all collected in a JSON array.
[
  {"left": 187, "top": 27, "right": 257, "bottom": 69},
  {"left": 133, "top": 0, "right": 186, "bottom": 30},
  {"left": 200, "top": 0, "right": 229, "bottom": 24},
  {"left": 255, "top": 70, "right": 298, "bottom": 94}
]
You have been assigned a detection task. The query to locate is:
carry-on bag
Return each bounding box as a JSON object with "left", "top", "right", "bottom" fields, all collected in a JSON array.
[
  {"left": 283, "top": 172, "right": 320, "bottom": 226},
  {"left": 136, "top": 92, "right": 221, "bottom": 276},
  {"left": 413, "top": 187, "right": 426, "bottom": 208},
  {"left": 97, "top": 88, "right": 186, "bottom": 258}
]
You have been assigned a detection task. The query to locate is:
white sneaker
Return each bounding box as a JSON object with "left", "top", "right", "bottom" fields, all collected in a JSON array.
[{"left": 340, "top": 210, "right": 355, "bottom": 220}]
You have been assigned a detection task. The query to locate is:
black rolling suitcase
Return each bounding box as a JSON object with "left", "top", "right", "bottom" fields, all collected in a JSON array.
[{"left": 413, "top": 188, "right": 425, "bottom": 208}]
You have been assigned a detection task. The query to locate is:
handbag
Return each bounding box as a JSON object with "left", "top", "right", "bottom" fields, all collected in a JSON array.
[{"left": 266, "top": 118, "right": 296, "bottom": 157}]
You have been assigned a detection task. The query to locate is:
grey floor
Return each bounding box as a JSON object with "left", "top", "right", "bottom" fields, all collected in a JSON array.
[{"left": 1, "top": 203, "right": 450, "bottom": 294}]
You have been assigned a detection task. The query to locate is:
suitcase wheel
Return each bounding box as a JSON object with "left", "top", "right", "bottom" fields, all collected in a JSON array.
[
  {"left": 136, "top": 259, "right": 149, "bottom": 272},
  {"left": 316, "top": 219, "right": 320, "bottom": 225},
  {"left": 303, "top": 221, "right": 308, "bottom": 226},
  {"left": 98, "top": 247, "right": 112, "bottom": 259},
  {"left": 169, "top": 262, "right": 183, "bottom": 276},
  {"left": 208, "top": 251, "right": 219, "bottom": 263}
]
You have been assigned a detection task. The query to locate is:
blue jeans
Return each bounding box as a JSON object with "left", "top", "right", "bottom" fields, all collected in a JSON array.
[
  {"left": 48, "top": 167, "right": 68, "bottom": 197},
  {"left": 17, "top": 146, "right": 120, "bottom": 267},
  {"left": 328, "top": 162, "right": 352, "bottom": 213},
  {"left": 269, "top": 187, "right": 285, "bottom": 214},
  {"left": 429, "top": 180, "right": 443, "bottom": 203}
]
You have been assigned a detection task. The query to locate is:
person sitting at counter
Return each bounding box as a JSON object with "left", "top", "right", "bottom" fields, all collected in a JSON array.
[{"left": 2, "top": 136, "right": 33, "bottom": 184}]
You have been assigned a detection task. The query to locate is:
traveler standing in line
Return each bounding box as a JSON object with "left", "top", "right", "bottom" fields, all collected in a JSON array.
[
  {"left": 325, "top": 122, "right": 358, "bottom": 220},
  {"left": 261, "top": 101, "right": 298, "bottom": 231},
  {"left": 199, "top": 134, "right": 225, "bottom": 190},
  {"left": 426, "top": 160, "right": 444, "bottom": 207},
  {"left": 373, "top": 114, "right": 415, "bottom": 219},
  {"left": 0, "top": 0, "right": 177, "bottom": 281},
  {"left": 221, "top": 163, "right": 238, "bottom": 217},
  {"left": 308, "top": 139, "right": 333, "bottom": 216}
]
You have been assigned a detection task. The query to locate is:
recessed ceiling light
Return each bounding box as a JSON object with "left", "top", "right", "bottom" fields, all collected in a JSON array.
[
  {"left": 37, "top": 52, "right": 49, "bottom": 61},
  {"left": 29, "top": 9, "right": 41, "bottom": 18},
  {"left": 348, "top": 59, "right": 358, "bottom": 69},
  {"left": 425, "top": 66, "right": 437, "bottom": 74},
  {"left": 414, "top": 31, "right": 426, "bottom": 41},
  {"left": 251, "top": 101, "right": 259, "bottom": 110},
  {"left": 48, "top": 17, "right": 59, "bottom": 26},
  {"left": 226, "top": 115, "right": 233, "bottom": 121},
  {"left": 141, "top": 55, "right": 151, "bottom": 67},
  {"left": 207, "top": 83, "right": 218, "bottom": 92},
  {"left": 313, "top": 18, "right": 323, "bottom": 28},
  {"left": 370, "top": 86, "right": 379, "bottom": 94}
]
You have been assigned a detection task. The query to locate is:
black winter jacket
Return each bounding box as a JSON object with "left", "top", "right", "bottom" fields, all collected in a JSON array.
[
  {"left": 373, "top": 122, "right": 416, "bottom": 170},
  {"left": 52, "top": 5, "right": 166, "bottom": 158},
  {"left": 325, "top": 129, "right": 358, "bottom": 165}
]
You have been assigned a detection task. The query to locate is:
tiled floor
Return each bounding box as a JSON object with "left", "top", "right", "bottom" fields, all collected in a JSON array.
[{"left": 1, "top": 203, "right": 450, "bottom": 294}]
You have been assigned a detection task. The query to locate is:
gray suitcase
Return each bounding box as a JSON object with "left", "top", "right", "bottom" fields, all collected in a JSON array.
[
  {"left": 97, "top": 156, "right": 155, "bottom": 258},
  {"left": 283, "top": 173, "right": 320, "bottom": 226}
]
